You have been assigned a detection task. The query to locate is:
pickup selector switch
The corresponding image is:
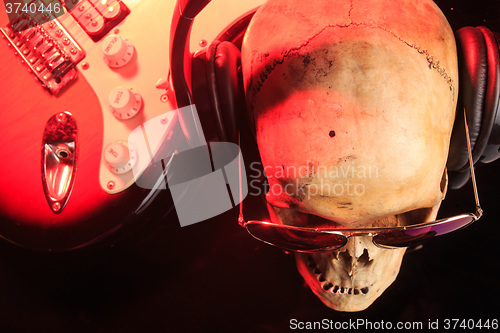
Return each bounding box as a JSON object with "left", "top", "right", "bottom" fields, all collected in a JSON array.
[
  {"left": 108, "top": 87, "right": 143, "bottom": 119},
  {"left": 103, "top": 142, "right": 137, "bottom": 174},
  {"left": 101, "top": 35, "right": 135, "bottom": 68}
]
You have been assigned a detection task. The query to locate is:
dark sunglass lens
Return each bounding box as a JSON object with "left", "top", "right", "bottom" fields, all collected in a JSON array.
[
  {"left": 245, "top": 223, "right": 347, "bottom": 252},
  {"left": 374, "top": 216, "right": 474, "bottom": 248},
  {"left": 374, "top": 229, "right": 437, "bottom": 248}
]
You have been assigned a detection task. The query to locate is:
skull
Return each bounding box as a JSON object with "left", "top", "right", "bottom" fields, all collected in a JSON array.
[{"left": 241, "top": 0, "right": 458, "bottom": 311}]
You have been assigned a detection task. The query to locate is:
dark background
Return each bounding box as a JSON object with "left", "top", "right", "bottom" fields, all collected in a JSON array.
[{"left": 1, "top": 0, "right": 500, "bottom": 332}]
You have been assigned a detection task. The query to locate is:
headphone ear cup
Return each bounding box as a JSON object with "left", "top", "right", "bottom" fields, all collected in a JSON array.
[
  {"left": 474, "top": 27, "right": 500, "bottom": 164},
  {"left": 206, "top": 40, "right": 245, "bottom": 143},
  {"left": 448, "top": 26, "right": 489, "bottom": 174}
]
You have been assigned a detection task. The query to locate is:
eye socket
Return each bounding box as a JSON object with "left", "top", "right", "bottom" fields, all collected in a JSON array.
[
  {"left": 269, "top": 202, "right": 436, "bottom": 230},
  {"left": 303, "top": 213, "right": 346, "bottom": 229},
  {"left": 392, "top": 207, "right": 434, "bottom": 227},
  {"left": 267, "top": 203, "right": 345, "bottom": 229}
]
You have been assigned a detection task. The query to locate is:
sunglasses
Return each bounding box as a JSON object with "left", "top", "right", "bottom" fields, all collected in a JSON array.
[{"left": 238, "top": 110, "right": 483, "bottom": 252}]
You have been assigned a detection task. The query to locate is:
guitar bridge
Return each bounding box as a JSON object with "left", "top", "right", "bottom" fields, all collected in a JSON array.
[{"left": 0, "top": 9, "right": 85, "bottom": 95}]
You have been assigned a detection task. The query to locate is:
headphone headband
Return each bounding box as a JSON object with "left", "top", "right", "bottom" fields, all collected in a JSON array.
[
  {"left": 170, "top": 0, "right": 213, "bottom": 146},
  {"left": 178, "top": 0, "right": 211, "bottom": 19},
  {"left": 170, "top": 0, "right": 211, "bottom": 107}
]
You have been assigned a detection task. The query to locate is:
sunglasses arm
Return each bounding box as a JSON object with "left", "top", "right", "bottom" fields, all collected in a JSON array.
[{"left": 463, "top": 108, "right": 483, "bottom": 221}]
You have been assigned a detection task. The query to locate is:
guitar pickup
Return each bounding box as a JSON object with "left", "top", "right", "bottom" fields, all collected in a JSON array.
[{"left": 66, "top": 0, "right": 130, "bottom": 42}]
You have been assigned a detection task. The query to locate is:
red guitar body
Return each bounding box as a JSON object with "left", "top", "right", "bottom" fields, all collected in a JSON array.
[
  {"left": 0, "top": 0, "right": 265, "bottom": 251},
  {"left": 0, "top": 7, "right": 164, "bottom": 251}
]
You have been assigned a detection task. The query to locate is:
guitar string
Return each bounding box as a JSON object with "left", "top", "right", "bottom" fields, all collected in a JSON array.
[
  {"left": 6, "top": 0, "right": 123, "bottom": 79},
  {"left": 24, "top": 0, "right": 123, "bottom": 79}
]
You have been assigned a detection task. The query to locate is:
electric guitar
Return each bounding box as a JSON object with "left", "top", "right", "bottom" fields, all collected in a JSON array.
[{"left": 0, "top": 0, "right": 264, "bottom": 251}]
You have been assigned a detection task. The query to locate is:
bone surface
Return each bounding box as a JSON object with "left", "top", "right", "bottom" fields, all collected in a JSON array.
[{"left": 241, "top": 0, "right": 458, "bottom": 311}]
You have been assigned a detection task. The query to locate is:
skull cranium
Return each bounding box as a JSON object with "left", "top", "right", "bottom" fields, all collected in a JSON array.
[{"left": 241, "top": 0, "right": 458, "bottom": 311}]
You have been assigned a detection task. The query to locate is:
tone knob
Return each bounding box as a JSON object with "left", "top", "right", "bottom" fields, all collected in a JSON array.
[
  {"left": 108, "top": 87, "right": 143, "bottom": 119},
  {"left": 103, "top": 142, "right": 137, "bottom": 174},
  {"left": 101, "top": 35, "right": 134, "bottom": 68}
]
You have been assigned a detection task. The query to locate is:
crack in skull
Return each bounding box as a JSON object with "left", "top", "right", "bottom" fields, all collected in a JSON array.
[{"left": 242, "top": 0, "right": 459, "bottom": 312}]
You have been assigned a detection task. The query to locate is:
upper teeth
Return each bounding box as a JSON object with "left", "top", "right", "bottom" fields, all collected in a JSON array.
[
  {"left": 307, "top": 255, "right": 369, "bottom": 295},
  {"left": 321, "top": 282, "right": 369, "bottom": 295}
]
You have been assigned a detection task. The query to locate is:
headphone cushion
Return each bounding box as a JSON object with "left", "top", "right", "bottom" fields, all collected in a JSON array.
[
  {"left": 475, "top": 27, "right": 500, "bottom": 164},
  {"left": 206, "top": 40, "right": 245, "bottom": 143},
  {"left": 447, "top": 26, "right": 488, "bottom": 172}
]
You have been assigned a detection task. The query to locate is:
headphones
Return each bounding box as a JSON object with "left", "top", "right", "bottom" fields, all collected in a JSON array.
[{"left": 170, "top": 0, "right": 500, "bottom": 190}]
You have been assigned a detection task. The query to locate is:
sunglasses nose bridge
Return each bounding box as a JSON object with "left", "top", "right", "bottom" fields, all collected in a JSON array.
[{"left": 344, "top": 232, "right": 373, "bottom": 239}]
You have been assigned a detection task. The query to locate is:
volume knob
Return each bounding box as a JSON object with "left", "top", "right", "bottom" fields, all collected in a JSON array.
[
  {"left": 108, "top": 87, "right": 143, "bottom": 120},
  {"left": 103, "top": 142, "right": 137, "bottom": 174},
  {"left": 101, "top": 35, "right": 134, "bottom": 68}
]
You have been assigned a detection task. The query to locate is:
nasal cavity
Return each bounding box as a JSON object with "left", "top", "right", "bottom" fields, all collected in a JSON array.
[
  {"left": 357, "top": 249, "right": 372, "bottom": 266},
  {"left": 338, "top": 250, "right": 352, "bottom": 266}
]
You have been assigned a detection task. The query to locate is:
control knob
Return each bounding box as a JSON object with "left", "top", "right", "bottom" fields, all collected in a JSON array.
[
  {"left": 108, "top": 87, "right": 143, "bottom": 120},
  {"left": 101, "top": 35, "right": 135, "bottom": 68},
  {"left": 103, "top": 142, "right": 137, "bottom": 175}
]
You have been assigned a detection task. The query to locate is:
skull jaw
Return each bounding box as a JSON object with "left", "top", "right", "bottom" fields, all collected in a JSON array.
[
  {"left": 296, "top": 247, "right": 406, "bottom": 312},
  {"left": 272, "top": 204, "right": 441, "bottom": 312}
]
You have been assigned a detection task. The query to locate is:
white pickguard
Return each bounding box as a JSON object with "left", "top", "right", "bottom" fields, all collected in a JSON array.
[{"left": 56, "top": 0, "right": 265, "bottom": 194}]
